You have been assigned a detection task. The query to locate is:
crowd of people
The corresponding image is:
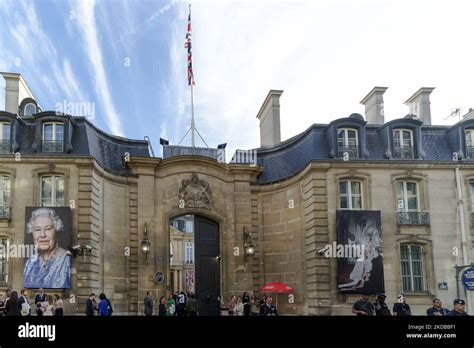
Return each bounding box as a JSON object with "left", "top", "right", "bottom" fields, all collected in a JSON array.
[
  {"left": 0, "top": 288, "right": 64, "bottom": 316},
  {"left": 142, "top": 291, "right": 278, "bottom": 316},
  {"left": 85, "top": 292, "right": 114, "bottom": 316},
  {"left": 143, "top": 291, "right": 198, "bottom": 316},
  {"left": 227, "top": 293, "right": 278, "bottom": 316},
  {"left": 352, "top": 292, "right": 469, "bottom": 316}
]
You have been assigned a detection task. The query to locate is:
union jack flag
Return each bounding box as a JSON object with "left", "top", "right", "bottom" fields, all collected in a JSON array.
[
  {"left": 184, "top": 12, "right": 195, "bottom": 85},
  {"left": 186, "top": 270, "right": 194, "bottom": 288}
]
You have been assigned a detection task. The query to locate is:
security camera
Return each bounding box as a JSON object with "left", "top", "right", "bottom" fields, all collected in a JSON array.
[
  {"left": 71, "top": 245, "right": 83, "bottom": 256},
  {"left": 85, "top": 245, "right": 92, "bottom": 252}
]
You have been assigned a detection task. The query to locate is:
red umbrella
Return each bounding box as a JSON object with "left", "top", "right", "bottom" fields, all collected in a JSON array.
[{"left": 260, "top": 281, "right": 294, "bottom": 309}]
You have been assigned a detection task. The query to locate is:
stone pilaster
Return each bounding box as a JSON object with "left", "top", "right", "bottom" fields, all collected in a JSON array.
[{"left": 303, "top": 171, "right": 331, "bottom": 315}]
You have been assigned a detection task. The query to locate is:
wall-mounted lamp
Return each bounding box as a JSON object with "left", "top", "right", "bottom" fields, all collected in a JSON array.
[
  {"left": 141, "top": 222, "right": 151, "bottom": 262},
  {"left": 243, "top": 227, "right": 255, "bottom": 257}
]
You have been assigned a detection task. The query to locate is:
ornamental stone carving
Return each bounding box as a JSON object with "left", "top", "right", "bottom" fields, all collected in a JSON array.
[{"left": 178, "top": 174, "right": 212, "bottom": 210}]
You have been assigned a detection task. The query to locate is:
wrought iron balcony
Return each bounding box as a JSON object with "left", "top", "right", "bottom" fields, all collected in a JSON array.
[
  {"left": 0, "top": 206, "right": 11, "bottom": 219},
  {"left": 0, "top": 140, "right": 11, "bottom": 154},
  {"left": 338, "top": 145, "right": 359, "bottom": 159},
  {"left": 393, "top": 146, "right": 414, "bottom": 159},
  {"left": 465, "top": 146, "right": 474, "bottom": 159},
  {"left": 42, "top": 140, "right": 64, "bottom": 153},
  {"left": 397, "top": 212, "right": 430, "bottom": 225}
]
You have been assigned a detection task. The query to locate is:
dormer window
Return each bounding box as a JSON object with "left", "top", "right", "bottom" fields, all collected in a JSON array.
[
  {"left": 393, "top": 129, "right": 414, "bottom": 159},
  {"left": 465, "top": 129, "right": 474, "bottom": 159},
  {"left": 337, "top": 128, "right": 359, "bottom": 158},
  {"left": 0, "top": 122, "right": 11, "bottom": 153},
  {"left": 24, "top": 103, "right": 37, "bottom": 117},
  {"left": 42, "top": 122, "right": 64, "bottom": 153}
]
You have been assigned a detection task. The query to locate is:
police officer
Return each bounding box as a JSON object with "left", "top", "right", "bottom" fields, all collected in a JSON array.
[
  {"left": 373, "top": 293, "right": 391, "bottom": 316},
  {"left": 447, "top": 299, "right": 469, "bottom": 316},
  {"left": 393, "top": 294, "right": 412, "bottom": 316},
  {"left": 352, "top": 292, "right": 375, "bottom": 316},
  {"left": 426, "top": 298, "right": 449, "bottom": 316},
  {"left": 260, "top": 296, "right": 278, "bottom": 316}
]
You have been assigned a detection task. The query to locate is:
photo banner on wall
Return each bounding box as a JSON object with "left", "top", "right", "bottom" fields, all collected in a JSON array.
[
  {"left": 24, "top": 207, "right": 72, "bottom": 289},
  {"left": 336, "top": 210, "right": 384, "bottom": 294}
]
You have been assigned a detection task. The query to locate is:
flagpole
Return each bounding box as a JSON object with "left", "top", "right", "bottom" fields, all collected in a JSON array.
[{"left": 189, "top": 3, "right": 195, "bottom": 148}]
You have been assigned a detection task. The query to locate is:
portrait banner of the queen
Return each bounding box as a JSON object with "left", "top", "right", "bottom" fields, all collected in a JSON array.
[
  {"left": 336, "top": 210, "right": 385, "bottom": 294},
  {"left": 24, "top": 207, "right": 72, "bottom": 289}
]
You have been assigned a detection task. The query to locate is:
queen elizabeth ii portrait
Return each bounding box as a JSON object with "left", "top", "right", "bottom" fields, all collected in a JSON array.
[{"left": 24, "top": 207, "right": 71, "bottom": 289}]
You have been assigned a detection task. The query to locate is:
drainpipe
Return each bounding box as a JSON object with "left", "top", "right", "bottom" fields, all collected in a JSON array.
[
  {"left": 455, "top": 166, "right": 471, "bottom": 313},
  {"left": 455, "top": 167, "right": 469, "bottom": 265}
]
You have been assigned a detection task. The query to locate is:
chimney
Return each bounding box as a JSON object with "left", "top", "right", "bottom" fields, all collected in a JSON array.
[
  {"left": 462, "top": 108, "right": 474, "bottom": 121},
  {"left": 404, "top": 87, "right": 435, "bottom": 125},
  {"left": 256, "top": 90, "right": 282, "bottom": 147},
  {"left": 360, "top": 86, "right": 388, "bottom": 124},
  {"left": 1, "top": 72, "right": 36, "bottom": 114}
]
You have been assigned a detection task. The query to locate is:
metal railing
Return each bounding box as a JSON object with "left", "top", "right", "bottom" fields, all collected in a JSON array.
[
  {"left": 397, "top": 212, "right": 430, "bottom": 225},
  {"left": 338, "top": 145, "right": 359, "bottom": 159},
  {"left": 0, "top": 140, "right": 11, "bottom": 154},
  {"left": 163, "top": 145, "right": 222, "bottom": 161},
  {"left": 0, "top": 206, "right": 11, "bottom": 219},
  {"left": 42, "top": 140, "right": 63, "bottom": 153},
  {"left": 393, "top": 146, "right": 414, "bottom": 159},
  {"left": 465, "top": 146, "right": 474, "bottom": 159}
]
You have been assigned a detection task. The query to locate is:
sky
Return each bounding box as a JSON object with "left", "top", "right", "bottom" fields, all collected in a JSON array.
[{"left": 0, "top": 0, "right": 473, "bottom": 159}]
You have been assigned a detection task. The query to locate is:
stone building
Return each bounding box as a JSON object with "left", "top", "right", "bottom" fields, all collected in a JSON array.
[{"left": 0, "top": 73, "right": 472, "bottom": 315}]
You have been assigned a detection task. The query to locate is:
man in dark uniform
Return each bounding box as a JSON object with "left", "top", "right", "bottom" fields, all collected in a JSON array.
[
  {"left": 426, "top": 298, "right": 449, "bottom": 316},
  {"left": 260, "top": 296, "right": 278, "bottom": 316},
  {"left": 447, "top": 299, "right": 469, "bottom": 316},
  {"left": 393, "top": 294, "right": 412, "bottom": 316},
  {"left": 373, "top": 293, "right": 391, "bottom": 316},
  {"left": 34, "top": 288, "right": 46, "bottom": 316},
  {"left": 176, "top": 291, "right": 187, "bottom": 316},
  {"left": 352, "top": 292, "right": 374, "bottom": 316}
]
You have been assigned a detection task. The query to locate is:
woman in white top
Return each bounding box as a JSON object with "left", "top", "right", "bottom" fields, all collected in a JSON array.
[
  {"left": 234, "top": 297, "right": 244, "bottom": 316},
  {"left": 41, "top": 296, "right": 54, "bottom": 316}
]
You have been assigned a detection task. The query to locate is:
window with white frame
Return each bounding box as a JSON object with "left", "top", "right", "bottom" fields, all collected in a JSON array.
[
  {"left": 400, "top": 244, "right": 426, "bottom": 292},
  {"left": 465, "top": 130, "right": 474, "bottom": 159},
  {"left": 396, "top": 181, "right": 419, "bottom": 212},
  {"left": 470, "top": 182, "right": 474, "bottom": 211},
  {"left": 41, "top": 175, "right": 65, "bottom": 206},
  {"left": 0, "top": 122, "right": 11, "bottom": 141},
  {"left": 339, "top": 180, "right": 363, "bottom": 210},
  {"left": 0, "top": 122, "right": 11, "bottom": 153},
  {"left": 337, "top": 128, "right": 358, "bottom": 158},
  {"left": 0, "top": 175, "right": 11, "bottom": 219},
  {"left": 393, "top": 129, "right": 414, "bottom": 158},
  {"left": 185, "top": 242, "right": 194, "bottom": 264},
  {"left": 24, "top": 103, "right": 36, "bottom": 117},
  {"left": 42, "top": 122, "right": 64, "bottom": 152},
  {"left": 0, "top": 237, "right": 8, "bottom": 283}
]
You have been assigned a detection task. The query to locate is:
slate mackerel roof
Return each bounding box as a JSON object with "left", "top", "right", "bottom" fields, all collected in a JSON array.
[
  {"left": 254, "top": 122, "right": 461, "bottom": 184},
  {"left": 2, "top": 115, "right": 150, "bottom": 176}
]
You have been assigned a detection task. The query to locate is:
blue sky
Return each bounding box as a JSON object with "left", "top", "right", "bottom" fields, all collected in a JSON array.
[{"left": 0, "top": 0, "right": 473, "bottom": 159}]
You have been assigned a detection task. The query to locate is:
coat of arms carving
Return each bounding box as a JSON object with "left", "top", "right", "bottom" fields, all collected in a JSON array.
[{"left": 178, "top": 174, "right": 212, "bottom": 210}]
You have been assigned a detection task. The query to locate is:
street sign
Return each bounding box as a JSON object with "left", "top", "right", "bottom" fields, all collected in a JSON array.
[{"left": 461, "top": 267, "right": 474, "bottom": 290}]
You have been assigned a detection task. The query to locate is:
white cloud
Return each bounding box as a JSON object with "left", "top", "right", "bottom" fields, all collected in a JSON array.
[
  {"left": 167, "top": 0, "right": 474, "bottom": 158},
  {"left": 74, "top": 0, "right": 124, "bottom": 136},
  {"left": 0, "top": 0, "right": 90, "bottom": 110}
]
